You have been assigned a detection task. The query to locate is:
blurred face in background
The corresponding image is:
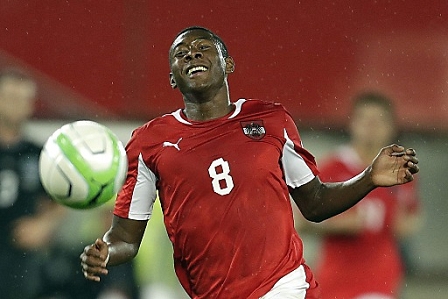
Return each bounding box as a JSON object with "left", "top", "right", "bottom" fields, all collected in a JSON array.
[
  {"left": 349, "top": 102, "right": 397, "bottom": 150},
  {"left": 0, "top": 77, "right": 37, "bottom": 128}
]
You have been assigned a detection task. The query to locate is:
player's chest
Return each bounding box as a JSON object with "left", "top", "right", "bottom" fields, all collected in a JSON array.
[
  {"left": 0, "top": 153, "right": 41, "bottom": 208},
  {"left": 151, "top": 121, "right": 283, "bottom": 179},
  {"left": 0, "top": 153, "right": 40, "bottom": 182}
]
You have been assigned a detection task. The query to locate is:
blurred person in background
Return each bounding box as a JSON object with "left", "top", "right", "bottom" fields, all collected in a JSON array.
[
  {"left": 36, "top": 201, "right": 141, "bottom": 299},
  {"left": 297, "top": 91, "right": 422, "bottom": 299},
  {"left": 0, "top": 67, "right": 66, "bottom": 299},
  {"left": 0, "top": 67, "right": 140, "bottom": 299}
]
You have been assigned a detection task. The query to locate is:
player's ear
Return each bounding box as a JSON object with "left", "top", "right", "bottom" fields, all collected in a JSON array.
[
  {"left": 169, "top": 73, "right": 177, "bottom": 89},
  {"left": 225, "top": 56, "right": 235, "bottom": 74}
]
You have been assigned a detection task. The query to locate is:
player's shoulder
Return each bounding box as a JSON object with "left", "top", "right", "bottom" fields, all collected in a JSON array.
[
  {"left": 136, "top": 112, "right": 176, "bottom": 130},
  {"left": 130, "top": 109, "right": 183, "bottom": 140},
  {"left": 238, "top": 98, "right": 289, "bottom": 115},
  {"left": 241, "top": 98, "right": 287, "bottom": 110}
]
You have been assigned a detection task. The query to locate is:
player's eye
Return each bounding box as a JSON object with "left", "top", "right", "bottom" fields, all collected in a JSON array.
[
  {"left": 174, "top": 50, "right": 187, "bottom": 58},
  {"left": 198, "top": 44, "right": 211, "bottom": 51}
]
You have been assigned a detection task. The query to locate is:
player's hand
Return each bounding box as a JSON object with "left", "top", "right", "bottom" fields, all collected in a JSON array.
[
  {"left": 80, "top": 238, "right": 109, "bottom": 282},
  {"left": 370, "top": 144, "right": 419, "bottom": 187}
]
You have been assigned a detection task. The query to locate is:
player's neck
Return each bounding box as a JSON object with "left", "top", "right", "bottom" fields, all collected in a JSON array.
[
  {"left": 183, "top": 100, "right": 234, "bottom": 121},
  {"left": 182, "top": 90, "right": 233, "bottom": 121}
]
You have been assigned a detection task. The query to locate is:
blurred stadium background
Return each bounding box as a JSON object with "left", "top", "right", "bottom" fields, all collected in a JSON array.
[{"left": 1, "top": 1, "right": 447, "bottom": 298}]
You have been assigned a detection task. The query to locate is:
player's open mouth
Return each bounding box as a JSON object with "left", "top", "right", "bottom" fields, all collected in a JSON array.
[{"left": 187, "top": 66, "right": 208, "bottom": 76}]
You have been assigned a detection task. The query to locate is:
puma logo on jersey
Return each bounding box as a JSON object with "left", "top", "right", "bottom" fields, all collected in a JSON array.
[{"left": 163, "top": 137, "right": 182, "bottom": 151}]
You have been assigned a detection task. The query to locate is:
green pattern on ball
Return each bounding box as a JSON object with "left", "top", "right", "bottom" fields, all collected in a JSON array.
[{"left": 54, "top": 129, "right": 122, "bottom": 209}]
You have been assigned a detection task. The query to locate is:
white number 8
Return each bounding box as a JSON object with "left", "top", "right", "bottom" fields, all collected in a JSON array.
[{"left": 208, "top": 158, "right": 234, "bottom": 196}]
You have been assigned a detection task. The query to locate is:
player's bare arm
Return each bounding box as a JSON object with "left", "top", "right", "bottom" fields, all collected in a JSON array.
[
  {"left": 291, "top": 144, "right": 419, "bottom": 223},
  {"left": 80, "top": 216, "right": 147, "bottom": 282}
]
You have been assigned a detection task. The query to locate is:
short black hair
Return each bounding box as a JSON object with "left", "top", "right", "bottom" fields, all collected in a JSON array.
[
  {"left": 172, "top": 26, "right": 229, "bottom": 58},
  {"left": 351, "top": 91, "right": 396, "bottom": 120}
]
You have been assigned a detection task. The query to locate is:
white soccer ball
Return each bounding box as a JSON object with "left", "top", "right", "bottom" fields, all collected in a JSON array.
[{"left": 39, "top": 120, "right": 128, "bottom": 209}]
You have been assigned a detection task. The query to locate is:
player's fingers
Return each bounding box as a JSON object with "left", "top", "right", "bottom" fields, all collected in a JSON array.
[
  {"left": 80, "top": 246, "right": 108, "bottom": 273},
  {"left": 407, "top": 161, "right": 419, "bottom": 174},
  {"left": 80, "top": 254, "right": 107, "bottom": 270},
  {"left": 80, "top": 261, "right": 108, "bottom": 275},
  {"left": 409, "top": 155, "right": 418, "bottom": 164},
  {"left": 80, "top": 253, "right": 106, "bottom": 269},
  {"left": 80, "top": 256, "right": 108, "bottom": 283},
  {"left": 95, "top": 238, "right": 108, "bottom": 251},
  {"left": 402, "top": 153, "right": 418, "bottom": 164},
  {"left": 405, "top": 169, "right": 415, "bottom": 182},
  {"left": 82, "top": 243, "right": 107, "bottom": 260},
  {"left": 405, "top": 148, "right": 416, "bottom": 156},
  {"left": 390, "top": 144, "right": 405, "bottom": 153},
  {"left": 83, "top": 269, "right": 102, "bottom": 282}
]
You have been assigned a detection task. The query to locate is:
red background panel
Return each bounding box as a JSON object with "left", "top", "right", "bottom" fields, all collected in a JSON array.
[{"left": 0, "top": 1, "right": 447, "bottom": 131}]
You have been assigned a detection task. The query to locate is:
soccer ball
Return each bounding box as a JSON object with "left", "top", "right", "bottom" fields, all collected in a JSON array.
[{"left": 39, "top": 120, "right": 128, "bottom": 209}]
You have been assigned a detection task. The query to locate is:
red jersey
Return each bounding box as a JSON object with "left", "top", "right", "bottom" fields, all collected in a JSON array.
[
  {"left": 315, "top": 146, "right": 420, "bottom": 299},
  {"left": 114, "top": 99, "right": 320, "bottom": 298}
]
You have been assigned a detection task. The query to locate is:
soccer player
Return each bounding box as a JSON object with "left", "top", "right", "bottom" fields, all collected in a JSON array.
[
  {"left": 80, "top": 26, "right": 419, "bottom": 299},
  {"left": 301, "top": 92, "right": 422, "bottom": 299},
  {"left": 0, "top": 68, "right": 66, "bottom": 299}
]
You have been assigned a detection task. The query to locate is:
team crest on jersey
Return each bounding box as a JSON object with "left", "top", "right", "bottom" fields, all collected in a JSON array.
[{"left": 240, "top": 120, "right": 266, "bottom": 140}]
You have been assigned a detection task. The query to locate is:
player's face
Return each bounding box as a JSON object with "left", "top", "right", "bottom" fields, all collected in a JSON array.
[
  {"left": 169, "top": 29, "right": 231, "bottom": 96},
  {"left": 0, "top": 78, "right": 36, "bottom": 126},
  {"left": 349, "top": 103, "right": 396, "bottom": 148}
]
